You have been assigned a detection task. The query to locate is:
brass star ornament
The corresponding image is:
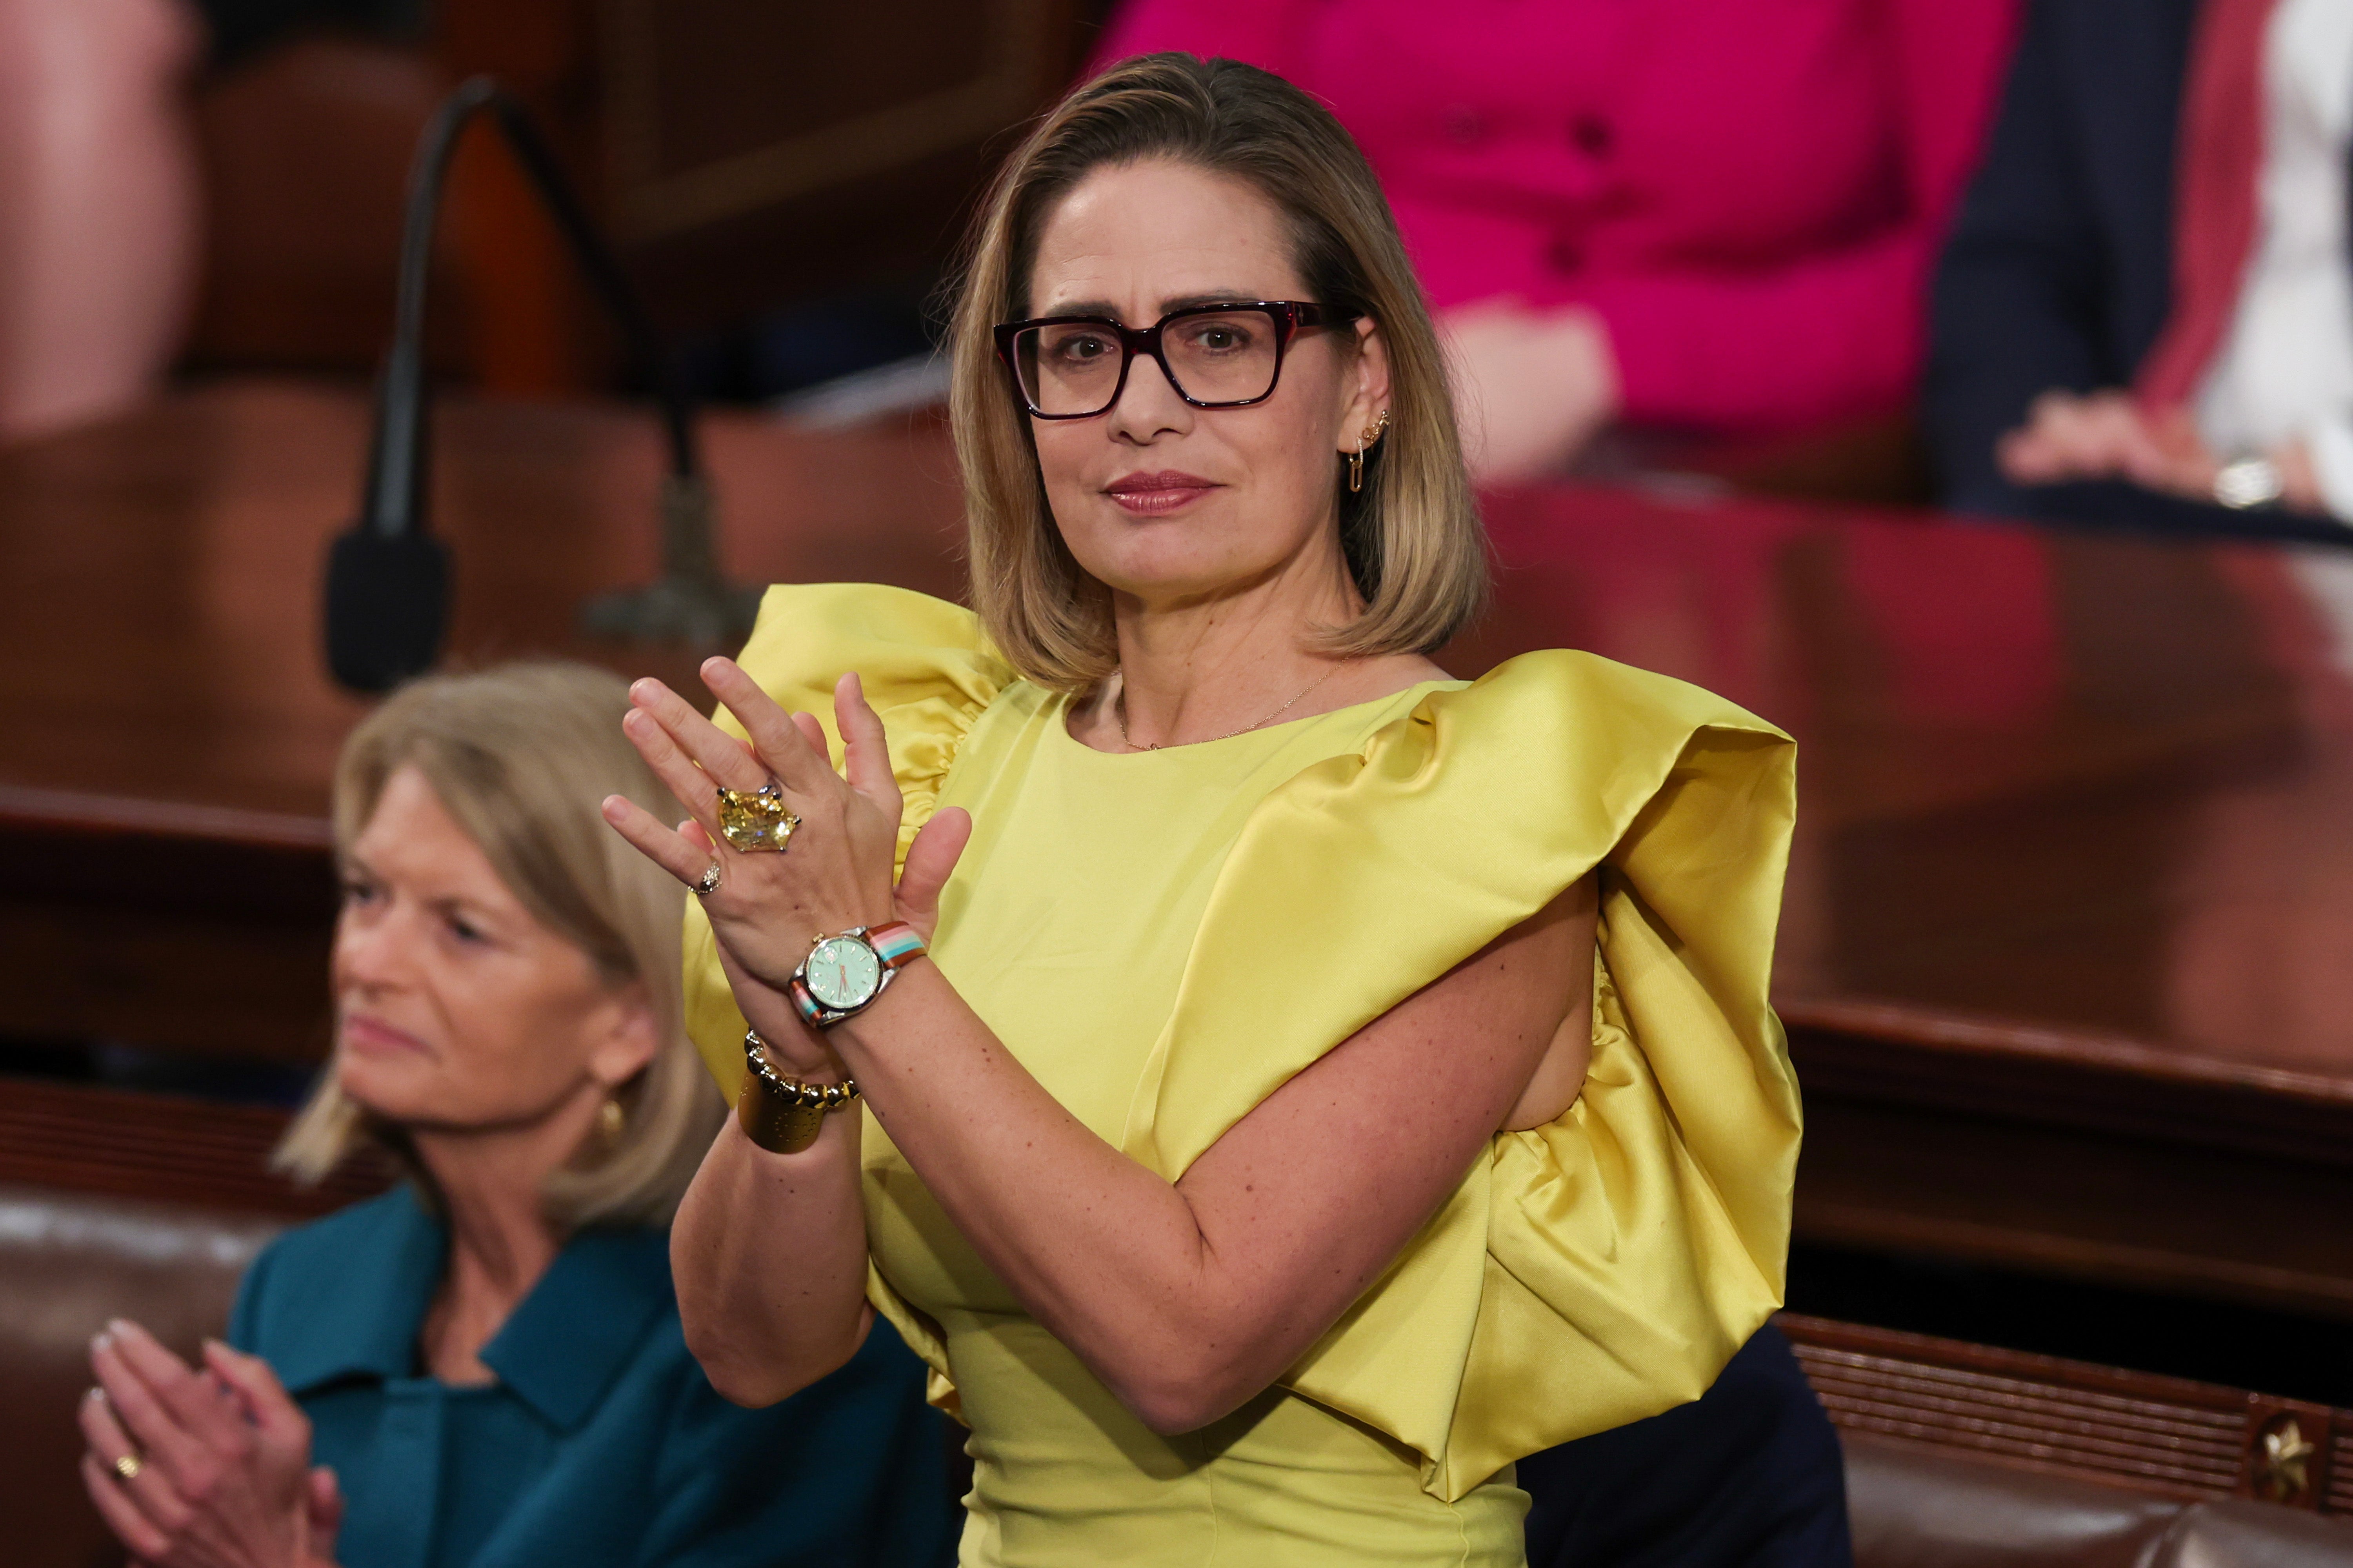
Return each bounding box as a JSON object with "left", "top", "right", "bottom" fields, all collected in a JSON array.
[{"left": 2256, "top": 1416, "right": 2317, "bottom": 1501}]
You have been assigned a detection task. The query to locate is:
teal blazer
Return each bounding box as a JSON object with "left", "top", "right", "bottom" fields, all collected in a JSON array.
[{"left": 229, "top": 1187, "right": 960, "bottom": 1568}]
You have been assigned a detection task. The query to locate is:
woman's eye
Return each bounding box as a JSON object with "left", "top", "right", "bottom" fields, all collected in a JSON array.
[
  {"left": 1053, "top": 335, "right": 1109, "bottom": 363},
  {"left": 340, "top": 879, "right": 379, "bottom": 906},
  {"left": 1190, "top": 325, "right": 1249, "bottom": 353},
  {"left": 447, "top": 915, "right": 486, "bottom": 945}
]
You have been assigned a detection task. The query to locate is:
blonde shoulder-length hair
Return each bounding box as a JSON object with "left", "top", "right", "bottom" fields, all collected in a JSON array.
[
  {"left": 949, "top": 52, "right": 1488, "bottom": 691},
  {"left": 276, "top": 662, "right": 725, "bottom": 1230}
]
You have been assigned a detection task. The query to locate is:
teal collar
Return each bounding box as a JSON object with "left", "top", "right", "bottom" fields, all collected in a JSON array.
[{"left": 268, "top": 1186, "right": 672, "bottom": 1433}]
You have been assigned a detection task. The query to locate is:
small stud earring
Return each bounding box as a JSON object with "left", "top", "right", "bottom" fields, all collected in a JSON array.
[{"left": 597, "top": 1095, "right": 626, "bottom": 1144}]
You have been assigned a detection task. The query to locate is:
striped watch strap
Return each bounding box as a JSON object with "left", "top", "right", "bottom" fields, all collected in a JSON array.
[{"left": 866, "top": 920, "right": 926, "bottom": 968}]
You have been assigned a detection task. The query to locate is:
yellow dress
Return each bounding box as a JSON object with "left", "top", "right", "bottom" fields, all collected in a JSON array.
[{"left": 684, "top": 585, "right": 1802, "bottom": 1568}]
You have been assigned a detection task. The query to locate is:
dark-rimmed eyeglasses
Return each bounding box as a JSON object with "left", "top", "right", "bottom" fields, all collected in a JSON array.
[{"left": 993, "top": 302, "right": 1348, "bottom": 419}]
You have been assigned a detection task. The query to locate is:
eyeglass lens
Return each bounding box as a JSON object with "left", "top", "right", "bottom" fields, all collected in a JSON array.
[{"left": 1012, "top": 309, "right": 1283, "bottom": 415}]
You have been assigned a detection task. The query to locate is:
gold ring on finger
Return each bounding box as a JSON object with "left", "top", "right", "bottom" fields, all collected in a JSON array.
[
  {"left": 114, "top": 1451, "right": 144, "bottom": 1482},
  {"left": 713, "top": 782, "right": 800, "bottom": 854}
]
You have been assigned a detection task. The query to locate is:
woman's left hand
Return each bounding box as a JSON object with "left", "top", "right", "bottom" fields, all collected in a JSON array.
[
  {"left": 79, "top": 1319, "right": 340, "bottom": 1568},
  {"left": 603, "top": 658, "right": 907, "bottom": 1001}
]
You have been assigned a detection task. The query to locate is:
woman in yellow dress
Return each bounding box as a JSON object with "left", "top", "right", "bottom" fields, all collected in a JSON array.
[{"left": 600, "top": 53, "right": 1801, "bottom": 1568}]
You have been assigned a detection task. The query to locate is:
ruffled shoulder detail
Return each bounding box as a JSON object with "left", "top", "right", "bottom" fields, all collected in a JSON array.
[
  {"left": 1116, "top": 649, "right": 1801, "bottom": 1500},
  {"left": 681, "top": 584, "right": 1014, "bottom": 1097}
]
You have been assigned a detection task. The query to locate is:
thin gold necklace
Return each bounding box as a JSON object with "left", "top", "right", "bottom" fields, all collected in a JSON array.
[{"left": 1115, "top": 667, "right": 1338, "bottom": 751}]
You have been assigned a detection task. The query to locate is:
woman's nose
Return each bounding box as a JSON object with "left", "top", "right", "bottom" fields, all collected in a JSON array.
[
  {"left": 1106, "top": 347, "right": 1191, "bottom": 439},
  {"left": 333, "top": 905, "right": 411, "bottom": 993}
]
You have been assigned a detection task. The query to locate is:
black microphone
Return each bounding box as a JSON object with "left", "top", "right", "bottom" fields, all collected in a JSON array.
[{"left": 325, "top": 77, "right": 755, "bottom": 694}]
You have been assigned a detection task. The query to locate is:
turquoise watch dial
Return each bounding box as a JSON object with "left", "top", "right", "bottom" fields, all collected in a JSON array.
[{"left": 805, "top": 935, "right": 883, "bottom": 1011}]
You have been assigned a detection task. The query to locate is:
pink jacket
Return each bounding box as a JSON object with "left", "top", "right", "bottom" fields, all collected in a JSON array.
[{"left": 1092, "top": 0, "right": 2018, "bottom": 432}]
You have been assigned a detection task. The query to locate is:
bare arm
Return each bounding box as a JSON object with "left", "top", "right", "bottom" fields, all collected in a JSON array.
[
  {"left": 667, "top": 1041, "right": 874, "bottom": 1407},
  {"left": 657, "top": 808, "right": 972, "bottom": 1406},
  {"left": 837, "top": 877, "right": 1594, "bottom": 1432},
  {"left": 608, "top": 660, "right": 1595, "bottom": 1430}
]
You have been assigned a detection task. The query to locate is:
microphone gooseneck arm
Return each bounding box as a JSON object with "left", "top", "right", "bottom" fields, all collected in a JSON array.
[
  {"left": 360, "top": 77, "right": 700, "bottom": 543},
  {"left": 329, "top": 75, "right": 754, "bottom": 694}
]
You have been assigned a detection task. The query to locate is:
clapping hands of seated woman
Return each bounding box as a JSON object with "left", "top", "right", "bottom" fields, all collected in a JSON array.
[
  {"left": 599, "top": 658, "right": 970, "bottom": 1077},
  {"left": 80, "top": 1318, "right": 342, "bottom": 1568},
  {"left": 1997, "top": 388, "right": 2325, "bottom": 512}
]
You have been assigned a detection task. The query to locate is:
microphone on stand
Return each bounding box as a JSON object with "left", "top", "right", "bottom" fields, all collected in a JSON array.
[{"left": 325, "top": 76, "right": 758, "bottom": 694}]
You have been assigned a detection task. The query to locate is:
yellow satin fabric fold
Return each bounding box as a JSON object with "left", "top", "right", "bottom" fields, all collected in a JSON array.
[
  {"left": 1122, "top": 650, "right": 1799, "bottom": 1497},
  {"left": 681, "top": 583, "right": 1801, "bottom": 1521}
]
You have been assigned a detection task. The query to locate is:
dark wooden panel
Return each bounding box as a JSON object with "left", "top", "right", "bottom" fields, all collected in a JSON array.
[
  {"left": 0, "top": 1077, "right": 388, "bottom": 1218},
  {"left": 600, "top": 0, "right": 1085, "bottom": 329},
  {"left": 0, "top": 382, "right": 962, "bottom": 819},
  {"left": 1784, "top": 1003, "right": 2353, "bottom": 1171},
  {"left": 1779, "top": 1314, "right": 2344, "bottom": 1511},
  {"left": 1794, "top": 1094, "right": 2353, "bottom": 1320},
  {"left": 0, "top": 382, "right": 964, "bottom": 1060},
  {"left": 183, "top": 40, "right": 468, "bottom": 378},
  {"left": 1455, "top": 487, "right": 2353, "bottom": 1088},
  {"left": 0, "top": 795, "right": 337, "bottom": 1061}
]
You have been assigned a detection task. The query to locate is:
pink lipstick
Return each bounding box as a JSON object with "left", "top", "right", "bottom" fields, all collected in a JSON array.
[{"left": 1105, "top": 470, "right": 1220, "bottom": 516}]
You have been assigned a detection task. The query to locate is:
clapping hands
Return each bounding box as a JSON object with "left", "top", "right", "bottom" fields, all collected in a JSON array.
[
  {"left": 601, "top": 658, "right": 969, "bottom": 1074},
  {"left": 80, "top": 1318, "right": 340, "bottom": 1568}
]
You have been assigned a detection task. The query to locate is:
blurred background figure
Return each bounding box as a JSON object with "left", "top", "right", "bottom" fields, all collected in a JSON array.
[
  {"left": 75, "top": 663, "right": 958, "bottom": 1568},
  {"left": 0, "top": 0, "right": 203, "bottom": 440},
  {"left": 0, "top": 0, "right": 428, "bottom": 443},
  {"left": 1930, "top": 0, "right": 2353, "bottom": 531},
  {"left": 1092, "top": 0, "right": 2018, "bottom": 482}
]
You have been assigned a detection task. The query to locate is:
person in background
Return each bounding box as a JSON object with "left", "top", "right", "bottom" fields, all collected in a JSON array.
[
  {"left": 1091, "top": 0, "right": 2018, "bottom": 482},
  {"left": 0, "top": 0, "right": 202, "bottom": 441},
  {"left": 75, "top": 663, "right": 960, "bottom": 1568},
  {"left": 1929, "top": 0, "right": 2353, "bottom": 534},
  {"left": 0, "top": 0, "right": 420, "bottom": 442}
]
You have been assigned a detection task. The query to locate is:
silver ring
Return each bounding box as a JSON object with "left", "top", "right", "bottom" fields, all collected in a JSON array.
[{"left": 693, "top": 860, "right": 722, "bottom": 896}]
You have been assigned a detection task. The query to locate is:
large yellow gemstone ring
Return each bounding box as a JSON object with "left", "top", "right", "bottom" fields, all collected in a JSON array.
[{"left": 713, "top": 782, "right": 801, "bottom": 853}]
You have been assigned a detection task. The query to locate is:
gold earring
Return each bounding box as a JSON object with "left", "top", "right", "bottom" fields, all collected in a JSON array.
[
  {"left": 1346, "top": 410, "right": 1390, "bottom": 494},
  {"left": 597, "top": 1095, "right": 626, "bottom": 1144}
]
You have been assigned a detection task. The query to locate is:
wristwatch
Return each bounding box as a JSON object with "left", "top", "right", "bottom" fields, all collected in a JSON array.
[{"left": 789, "top": 921, "right": 927, "bottom": 1028}]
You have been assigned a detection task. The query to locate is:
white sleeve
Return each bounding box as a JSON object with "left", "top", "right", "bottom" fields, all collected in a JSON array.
[{"left": 2304, "top": 414, "right": 2353, "bottom": 525}]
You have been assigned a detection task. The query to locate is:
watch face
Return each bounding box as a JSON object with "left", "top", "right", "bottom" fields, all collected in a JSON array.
[{"left": 805, "top": 936, "right": 882, "bottom": 1011}]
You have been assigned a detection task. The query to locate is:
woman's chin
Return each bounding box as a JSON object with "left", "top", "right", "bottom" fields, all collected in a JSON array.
[
  {"left": 334, "top": 1065, "right": 418, "bottom": 1125},
  {"left": 334, "top": 1053, "right": 469, "bottom": 1131},
  {"left": 1080, "top": 538, "right": 1288, "bottom": 605}
]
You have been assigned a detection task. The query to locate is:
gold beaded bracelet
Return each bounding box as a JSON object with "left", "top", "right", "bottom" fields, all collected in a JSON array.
[{"left": 737, "top": 1028, "right": 861, "bottom": 1155}]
